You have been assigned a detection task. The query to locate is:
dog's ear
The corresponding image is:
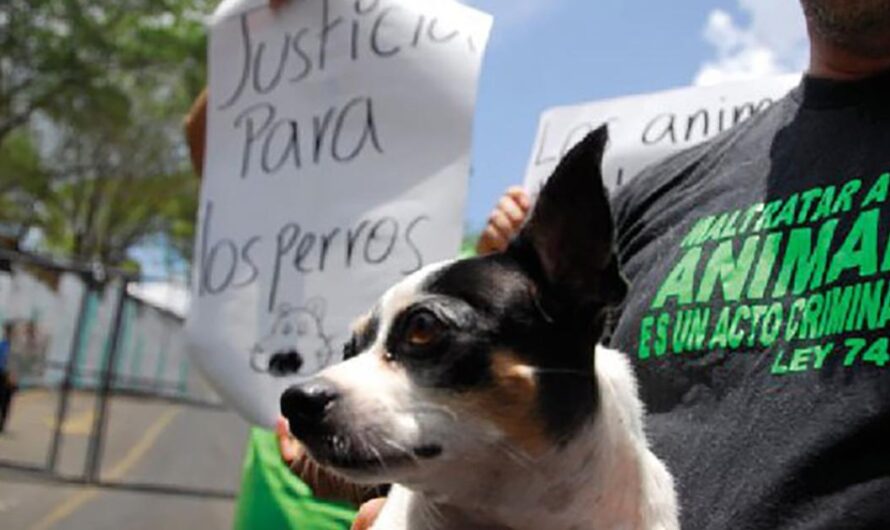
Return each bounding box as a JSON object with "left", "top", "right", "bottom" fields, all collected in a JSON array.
[{"left": 508, "top": 125, "right": 626, "bottom": 310}]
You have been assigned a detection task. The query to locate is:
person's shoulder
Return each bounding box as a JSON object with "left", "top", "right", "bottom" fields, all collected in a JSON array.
[{"left": 611, "top": 136, "right": 722, "bottom": 240}]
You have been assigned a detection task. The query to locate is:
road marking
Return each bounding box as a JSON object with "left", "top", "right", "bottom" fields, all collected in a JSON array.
[
  {"left": 14, "top": 389, "right": 51, "bottom": 408},
  {"left": 105, "top": 408, "right": 180, "bottom": 480},
  {"left": 42, "top": 408, "right": 94, "bottom": 435},
  {"left": 27, "top": 407, "right": 181, "bottom": 530}
]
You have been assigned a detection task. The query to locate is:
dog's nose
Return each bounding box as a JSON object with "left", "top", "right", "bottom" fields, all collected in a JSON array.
[{"left": 280, "top": 380, "right": 339, "bottom": 437}]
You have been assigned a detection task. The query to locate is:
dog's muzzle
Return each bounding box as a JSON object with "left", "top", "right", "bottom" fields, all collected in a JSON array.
[{"left": 280, "top": 379, "right": 444, "bottom": 474}]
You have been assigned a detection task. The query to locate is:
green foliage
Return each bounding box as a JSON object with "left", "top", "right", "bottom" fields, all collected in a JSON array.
[
  {"left": 40, "top": 170, "right": 198, "bottom": 266},
  {"left": 0, "top": 0, "right": 212, "bottom": 142},
  {"left": 0, "top": 0, "right": 213, "bottom": 272},
  {"left": 0, "top": 131, "right": 51, "bottom": 239},
  {"left": 460, "top": 234, "right": 480, "bottom": 258}
]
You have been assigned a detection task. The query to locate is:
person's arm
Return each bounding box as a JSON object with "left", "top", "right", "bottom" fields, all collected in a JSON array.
[
  {"left": 182, "top": 0, "right": 289, "bottom": 177},
  {"left": 184, "top": 88, "right": 208, "bottom": 176}
]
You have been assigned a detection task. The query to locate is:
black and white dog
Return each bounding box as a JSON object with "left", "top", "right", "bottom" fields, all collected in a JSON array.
[{"left": 281, "top": 127, "right": 678, "bottom": 530}]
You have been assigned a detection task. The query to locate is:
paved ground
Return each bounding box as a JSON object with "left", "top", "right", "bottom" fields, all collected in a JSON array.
[{"left": 0, "top": 388, "right": 251, "bottom": 530}]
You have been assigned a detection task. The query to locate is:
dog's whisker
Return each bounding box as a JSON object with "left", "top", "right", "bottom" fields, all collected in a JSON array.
[
  {"left": 445, "top": 423, "right": 535, "bottom": 471},
  {"left": 358, "top": 430, "right": 396, "bottom": 473},
  {"left": 527, "top": 367, "right": 594, "bottom": 378},
  {"left": 398, "top": 403, "right": 459, "bottom": 422},
  {"left": 423, "top": 502, "right": 446, "bottom": 529},
  {"left": 494, "top": 441, "right": 536, "bottom": 472},
  {"left": 415, "top": 494, "right": 446, "bottom": 529},
  {"left": 379, "top": 436, "right": 420, "bottom": 463},
  {"left": 369, "top": 444, "right": 388, "bottom": 471}
]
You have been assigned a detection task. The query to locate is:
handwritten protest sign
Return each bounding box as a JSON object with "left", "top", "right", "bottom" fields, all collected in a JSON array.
[
  {"left": 187, "top": 0, "right": 492, "bottom": 426},
  {"left": 524, "top": 75, "right": 800, "bottom": 194}
]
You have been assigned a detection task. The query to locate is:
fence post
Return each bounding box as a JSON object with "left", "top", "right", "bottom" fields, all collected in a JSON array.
[
  {"left": 46, "top": 278, "right": 93, "bottom": 473},
  {"left": 83, "top": 279, "right": 129, "bottom": 483}
]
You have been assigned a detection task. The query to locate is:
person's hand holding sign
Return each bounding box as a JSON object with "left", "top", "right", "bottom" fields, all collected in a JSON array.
[{"left": 475, "top": 186, "right": 531, "bottom": 255}]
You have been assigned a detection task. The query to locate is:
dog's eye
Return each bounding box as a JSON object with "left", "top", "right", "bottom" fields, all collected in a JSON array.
[{"left": 404, "top": 311, "right": 442, "bottom": 347}]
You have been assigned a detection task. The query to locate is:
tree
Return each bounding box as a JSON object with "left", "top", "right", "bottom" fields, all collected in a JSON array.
[
  {"left": 0, "top": 0, "right": 212, "bottom": 271},
  {"left": 0, "top": 130, "right": 51, "bottom": 243},
  {"left": 33, "top": 84, "right": 199, "bottom": 268},
  {"left": 0, "top": 0, "right": 211, "bottom": 147}
]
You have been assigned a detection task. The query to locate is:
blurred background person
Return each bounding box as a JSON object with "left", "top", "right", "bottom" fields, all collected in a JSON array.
[{"left": 0, "top": 322, "right": 18, "bottom": 433}]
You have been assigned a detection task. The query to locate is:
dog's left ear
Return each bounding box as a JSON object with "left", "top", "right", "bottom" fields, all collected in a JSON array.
[{"left": 508, "top": 125, "right": 627, "bottom": 311}]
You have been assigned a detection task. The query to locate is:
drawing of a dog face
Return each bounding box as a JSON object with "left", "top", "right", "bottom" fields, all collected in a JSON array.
[
  {"left": 281, "top": 128, "right": 626, "bottom": 489},
  {"left": 251, "top": 298, "right": 335, "bottom": 377}
]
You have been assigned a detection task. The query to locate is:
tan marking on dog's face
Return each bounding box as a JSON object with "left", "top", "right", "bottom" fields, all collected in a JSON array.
[
  {"left": 350, "top": 312, "right": 372, "bottom": 337},
  {"left": 445, "top": 350, "right": 548, "bottom": 456}
]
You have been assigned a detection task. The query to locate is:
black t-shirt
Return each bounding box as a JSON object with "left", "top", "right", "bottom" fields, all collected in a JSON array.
[{"left": 611, "top": 70, "right": 890, "bottom": 529}]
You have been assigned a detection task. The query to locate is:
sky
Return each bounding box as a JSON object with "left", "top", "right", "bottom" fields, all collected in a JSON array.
[
  {"left": 461, "top": 0, "right": 808, "bottom": 232},
  {"left": 131, "top": 0, "right": 810, "bottom": 312}
]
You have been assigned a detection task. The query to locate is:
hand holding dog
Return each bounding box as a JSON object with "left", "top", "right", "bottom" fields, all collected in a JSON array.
[
  {"left": 352, "top": 498, "right": 386, "bottom": 530},
  {"left": 276, "top": 416, "right": 301, "bottom": 463},
  {"left": 276, "top": 417, "right": 381, "bottom": 506}
]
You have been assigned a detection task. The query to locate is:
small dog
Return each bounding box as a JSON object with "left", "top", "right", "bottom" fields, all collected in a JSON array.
[{"left": 281, "top": 127, "right": 678, "bottom": 530}]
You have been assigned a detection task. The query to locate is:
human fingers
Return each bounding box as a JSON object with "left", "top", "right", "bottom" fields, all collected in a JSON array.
[
  {"left": 351, "top": 498, "right": 387, "bottom": 530},
  {"left": 475, "top": 186, "right": 530, "bottom": 255},
  {"left": 504, "top": 186, "right": 531, "bottom": 212},
  {"left": 489, "top": 208, "right": 520, "bottom": 242},
  {"left": 276, "top": 416, "right": 299, "bottom": 464},
  {"left": 497, "top": 194, "right": 529, "bottom": 228},
  {"left": 476, "top": 222, "right": 511, "bottom": 255}
]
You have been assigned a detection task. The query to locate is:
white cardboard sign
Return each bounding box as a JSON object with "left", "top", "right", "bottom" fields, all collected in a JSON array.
[
  {"left": 524, "top": 75, "right": 800, "bottom": 194},
  {"left": 187, "top": 0, "right": 492, "bottom": 426}
]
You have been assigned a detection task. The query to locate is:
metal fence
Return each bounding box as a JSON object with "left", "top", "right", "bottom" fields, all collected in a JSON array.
[{"left": 0, "top": 248, "right": 239, "bottom": 499}]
